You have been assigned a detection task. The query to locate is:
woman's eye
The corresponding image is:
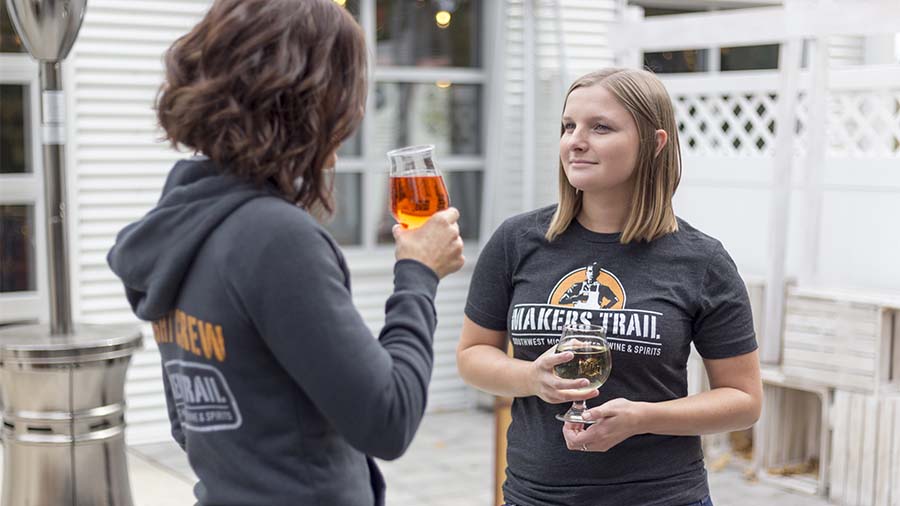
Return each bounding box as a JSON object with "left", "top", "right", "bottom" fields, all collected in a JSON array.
[
  {"left": 594, "top": 124, "right": 610, "bottom": 132},
  {"left": 563, "top": 122, "right": 575, "bottom": 131}
]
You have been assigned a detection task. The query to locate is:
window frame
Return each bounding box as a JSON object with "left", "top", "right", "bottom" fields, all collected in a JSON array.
[
  {"left": 333, "top": 0, "right": 489, "bottom": 250},
  {"left": 0, "top": 53, "right": 46, "bottom": 324}
]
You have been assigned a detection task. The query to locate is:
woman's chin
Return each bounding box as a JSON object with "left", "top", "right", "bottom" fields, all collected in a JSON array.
[
  {"left": 565, "top": 176, "right": 599, "bottom": 193},
  {"left": 566, "top": 174, "right": 635, "bottom": 196}
]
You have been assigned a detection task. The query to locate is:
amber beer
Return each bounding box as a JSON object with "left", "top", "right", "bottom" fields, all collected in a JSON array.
[{"left": 390, "top": 174, "right": 450, "bottom": 229}]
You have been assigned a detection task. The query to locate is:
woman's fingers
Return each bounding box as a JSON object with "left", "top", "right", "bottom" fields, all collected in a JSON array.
[
  {"left": 557, "top": 387, "right": 600, "bottom": 403},
  {"left": 562, "top": 422, "right": 585, "bottom": 450},
  {"left": 543, "top": 349, "right": 575, "bottom": 367},
  {"left": 551, "top": 376, "right": 590, "bottom": 390},
  {"left": 542, "top": 384, "right": 599, "bottom": 404}
]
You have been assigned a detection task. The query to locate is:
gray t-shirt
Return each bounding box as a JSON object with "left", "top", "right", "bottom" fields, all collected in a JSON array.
[{"left": 465, "top": 206, "right": 757, "bottom": 506}]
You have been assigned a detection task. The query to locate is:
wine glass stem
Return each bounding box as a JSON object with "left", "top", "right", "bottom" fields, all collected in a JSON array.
[{"left": 573, "top": 400, "right": 586, "bottom": 414}]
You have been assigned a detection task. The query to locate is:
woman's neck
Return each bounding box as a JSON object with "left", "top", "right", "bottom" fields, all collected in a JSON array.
[{"left": 576, "top": 190, "right": 632, "bottom": 233}]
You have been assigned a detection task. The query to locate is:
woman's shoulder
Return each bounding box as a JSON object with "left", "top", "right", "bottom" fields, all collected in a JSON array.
[
  {"left": 222, "top": 196, "right": 336, "bottom": 254},
  {"left": 662, "top": 216, "right": 727, "bottom": 258},
  {"left": 494, "top": 204, "right": 557, "bottom": 238},
  {"left": 237, "top": 196, "right": 321, "bottom": 230}
]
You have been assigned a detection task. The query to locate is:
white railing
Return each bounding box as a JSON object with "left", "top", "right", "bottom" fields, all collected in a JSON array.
[
  {"left": 661, "top": 66, "right": 900, "bottom": 159},
  {"left": 611, "top": 1, "right": 900, "bottom": 53}
]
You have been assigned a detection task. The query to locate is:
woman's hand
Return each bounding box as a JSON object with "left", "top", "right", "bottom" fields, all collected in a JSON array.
[
  {"left": 562, "top": 398, "right": 644, "bottom": 452},
  {"left": 393, "top": 208, "right": 465, "bottom": 279},
  {"left": 529, "top": 345, "right": 601, "bottom": 404}
]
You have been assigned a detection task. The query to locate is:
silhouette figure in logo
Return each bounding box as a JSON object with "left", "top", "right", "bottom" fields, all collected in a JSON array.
[{"left": 559, "top": 262, "right": 619, "bottom": 309}]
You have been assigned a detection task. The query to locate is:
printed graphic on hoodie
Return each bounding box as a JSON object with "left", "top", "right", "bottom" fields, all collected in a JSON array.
[
  {"left": 164, "top": 360, "right": 243, "bottom": 431},
  {"left": 154, "top": 310, "right": 243, "bottom": 432},
  {"left": 509, "top": 261, "right": 662, "bottom": 357}
]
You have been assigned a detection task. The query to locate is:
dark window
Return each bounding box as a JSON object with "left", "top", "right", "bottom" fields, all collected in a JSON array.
[
  {"left": 337, "top": 129, "right": 362, "bottom": 158},
  {"left": 642, "top": 7, "right": 703, "bottom": 17},
  {"left": 721, "top": 44, "right": 780, "bottom": 71},
  {"left": 0, "top": 84, "right": 30, "bottom": 174},
  {"left": 644, "top": 49, "right": 709, "bottom": 74},
  {"left": 373, "top": 82, "right": 482, "bottom": 157},
  {"left": 0, "top": 205, "right": 36, "bottom": 292},
  {"left": 377, "top": 0, "right": 481, "bottom": 68},
  {"left": 444, "top": 170, "right": 482, "bottom": 240},
  {"left": 0, "top": 3, "right": 26, "bottom": 53},
  {"left": 322, "top": 173, "right": 363, "bottom": 246},
  {"left": 334, "top": 0, "right": 361, "bottom": 20}
]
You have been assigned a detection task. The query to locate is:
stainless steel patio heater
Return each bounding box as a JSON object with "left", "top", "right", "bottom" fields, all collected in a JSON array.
[{"left": 0, "top": 1, "right": 142, "bottom": 504}]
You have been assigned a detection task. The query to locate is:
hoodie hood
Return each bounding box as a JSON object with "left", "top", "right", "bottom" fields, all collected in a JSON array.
[{"left": 107, "top": 158, "right": 275, "bottom": 321}]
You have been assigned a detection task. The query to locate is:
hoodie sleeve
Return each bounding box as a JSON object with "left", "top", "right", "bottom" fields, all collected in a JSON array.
[{"left": 227, "top": 217, "right": 438, "bottom": 460}]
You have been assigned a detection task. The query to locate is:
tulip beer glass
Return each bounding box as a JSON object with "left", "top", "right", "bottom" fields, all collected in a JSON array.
[{"left": 388, "top": 144, "right": 450, "bottom": 229}]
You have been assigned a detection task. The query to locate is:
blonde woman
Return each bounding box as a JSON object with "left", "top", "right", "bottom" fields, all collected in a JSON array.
[{"left": 457, "top": 68, "right": 761, "bottom": 506}]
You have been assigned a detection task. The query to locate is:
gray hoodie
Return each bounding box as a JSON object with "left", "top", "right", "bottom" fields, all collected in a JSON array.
[{"left": 108, "top": 158, "right": 439, "bottom": 505}]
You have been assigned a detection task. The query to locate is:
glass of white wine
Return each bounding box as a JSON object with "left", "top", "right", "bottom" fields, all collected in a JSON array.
[{"left": 553, "top": 324, "right": 612, "bottom": 424}]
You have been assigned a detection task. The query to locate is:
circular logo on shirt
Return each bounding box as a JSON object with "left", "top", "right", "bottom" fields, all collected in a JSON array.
[{"left": 547, "top": 261, "right": 625, "bottom": 310}]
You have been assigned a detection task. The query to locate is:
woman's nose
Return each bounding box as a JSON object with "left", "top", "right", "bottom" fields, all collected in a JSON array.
[{"left": 567, "top": 130, "right": 587, "bottom": 151}]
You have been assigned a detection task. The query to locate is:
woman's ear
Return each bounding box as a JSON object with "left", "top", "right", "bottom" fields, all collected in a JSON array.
[
  {"left": 654, "top": 129, "right": 668, "bottom": 158},
  {"left": 325, "top": 150, "right": 338, "bottom": 169}
]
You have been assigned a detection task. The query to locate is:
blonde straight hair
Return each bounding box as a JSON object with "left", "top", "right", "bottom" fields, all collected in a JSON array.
[{"left": 545, "top": 68, "right": 682, "bottom": 243}]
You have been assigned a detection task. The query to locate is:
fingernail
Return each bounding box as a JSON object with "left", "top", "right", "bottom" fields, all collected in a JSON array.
[{"left": 582, "top": 411, "right": 592, "bottom": 420}]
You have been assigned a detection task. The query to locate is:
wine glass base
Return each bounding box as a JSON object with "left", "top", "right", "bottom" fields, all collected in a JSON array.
[{"left": 555, "top": 413, "right": 598, "bottom": 425}]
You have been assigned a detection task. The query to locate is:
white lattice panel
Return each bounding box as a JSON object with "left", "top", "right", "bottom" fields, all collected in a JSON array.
[
  {"left": 673, "top": 92, "right": 811, "bottom": 157},
  {"left": 668, "top": 69, "right": 900, "bottom": 160},
  {"left": 829, "top": 91, "right": 900, "bottom": 158}
]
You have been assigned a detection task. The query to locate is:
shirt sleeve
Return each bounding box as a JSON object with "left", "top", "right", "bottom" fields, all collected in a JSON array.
[
  {"left": 231, "top": 218, "right": 439, "bottom": 461},
  {"left": 691, "top": 242, "right": 758, "bottom": 359},
  {"left": 464, "top": 219, "right": 513, "bottom": 330}
]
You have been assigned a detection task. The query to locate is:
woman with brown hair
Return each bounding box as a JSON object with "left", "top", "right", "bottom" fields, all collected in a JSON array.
[
  {"left": 107, "top": 1, "right": 464, "bottom": 504},
  {"left": 457, "top": 68, "right": 762, "bottom": 505}
]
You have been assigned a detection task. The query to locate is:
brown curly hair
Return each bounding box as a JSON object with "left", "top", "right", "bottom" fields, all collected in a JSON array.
[{"left": 156, "top": 0, "right": 367, "bottom": 215}]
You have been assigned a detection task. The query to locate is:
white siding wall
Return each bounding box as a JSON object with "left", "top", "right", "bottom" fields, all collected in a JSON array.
[
  {"left": 69, "top": 0, "right": 208, "bottom": 323},
  {"left": 829, "top": 35, "right": 866, "bottom": 66},
  {"left": 489, "top": 0, "right": 617, "bottom": 223},
  {"left": 68, "top": 0, "right": 212, "bottom": 444},
  {"left": 492, "top": 0, "right": 527, "bottom": 224},
  {"left": 533, "top": 0, "right": 617, "bottom": 208}
]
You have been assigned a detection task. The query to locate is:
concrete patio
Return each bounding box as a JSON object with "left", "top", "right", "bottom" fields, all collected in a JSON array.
[{"left": 102, "top": 408, "right": 835, "bottom": 505}]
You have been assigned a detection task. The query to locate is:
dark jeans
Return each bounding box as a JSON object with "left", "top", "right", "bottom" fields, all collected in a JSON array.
[{"left": 504, "top": 496, "right": 713, "bottom": 506}]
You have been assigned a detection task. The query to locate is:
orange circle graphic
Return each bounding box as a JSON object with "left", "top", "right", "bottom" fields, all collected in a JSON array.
[{"left": 548, "top": 268, "right": 625, "bottom": 310}]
